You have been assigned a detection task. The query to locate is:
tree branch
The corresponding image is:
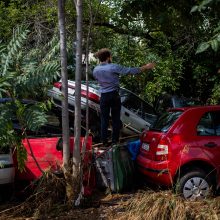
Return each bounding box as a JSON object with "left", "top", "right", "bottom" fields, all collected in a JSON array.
[{"left": 91, "top": 21, "right": 155, "bottom": 41}]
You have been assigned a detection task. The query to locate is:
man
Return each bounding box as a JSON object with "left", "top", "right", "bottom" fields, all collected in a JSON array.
[{"left": 93, "top": 48, "right": 155, "bottom": 147}]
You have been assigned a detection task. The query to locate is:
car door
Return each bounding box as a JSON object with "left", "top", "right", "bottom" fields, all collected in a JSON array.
[
  {"left": 120, "top": 88, "right": 157, "bottom": 133},
  {"left": 16, "top": 108, "right": 63, "bottom": 181},
  {"left": 196, "top": 110, "right": 220, "bottom": 173}
]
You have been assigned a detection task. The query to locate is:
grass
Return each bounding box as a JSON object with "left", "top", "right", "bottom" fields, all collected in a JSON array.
[
  {"left": 0, "top": 172, "right": 66, "bottom": 219},
  {"left": 0, "top": 173, "right": 219, "bottom": 220},
  {"left": 112, "top": 190, "right": 220, "bottom": 220}
]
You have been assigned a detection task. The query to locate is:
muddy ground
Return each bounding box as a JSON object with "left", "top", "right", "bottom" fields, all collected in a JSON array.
[
  {"left": 0, "top": 176, "right": 219, "bottom": 220},
  {"left": 0, "top": 175, "right": 161, "bottom": 220},
  {"left": 0, "top": 189, "right": 137, "bottom": 220}
]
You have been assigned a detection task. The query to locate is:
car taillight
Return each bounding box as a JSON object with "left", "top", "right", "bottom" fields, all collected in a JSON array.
[
  {"left": 54, "top": 82, "right": 62, "bottom": 90},
  {"left": 155, "top": 138, "right": 169, "bottom": 161}
]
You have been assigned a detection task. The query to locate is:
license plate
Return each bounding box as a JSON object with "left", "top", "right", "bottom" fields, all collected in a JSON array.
[{"left": 142, "top": 143, "right": 149, "bottom": 151}]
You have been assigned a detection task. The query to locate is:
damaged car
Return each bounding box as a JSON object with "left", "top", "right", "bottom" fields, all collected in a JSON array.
[
  {"left": 48, "top": 80, "right": 201, "bottom": 143},
  {"left": 0, "top": 98, "right": 95, "bottom": 197},
  {"left": 48, "top": 80, "right": 158, "bottom": 142}
]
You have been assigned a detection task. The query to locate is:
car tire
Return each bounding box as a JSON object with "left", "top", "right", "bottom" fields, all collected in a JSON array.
[{"left": 176, "top": 169, "right": 213, "bottom": 200}]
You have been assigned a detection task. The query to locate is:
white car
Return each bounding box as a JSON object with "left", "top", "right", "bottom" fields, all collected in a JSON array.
[
  {"left": 0, "top": 148, "right": 15, "bottom": 202},
  {"left": 48, "top": 80, "right": 158, "bottom": 142},
  {"left": 0, "top": 100, "right": 16, "bottom": 188},
  {"left": 0, "top": 150, "right": 14, "bottom": 185}
]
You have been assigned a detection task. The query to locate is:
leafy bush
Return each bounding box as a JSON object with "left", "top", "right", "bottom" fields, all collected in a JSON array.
[{"left": 0, "top": 26, "right": 60, "bottom": 169}]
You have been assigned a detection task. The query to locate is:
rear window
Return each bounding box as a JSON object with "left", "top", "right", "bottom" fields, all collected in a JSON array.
[
  {"left": 197, "top": 110, "right": 220, "bottom": 136},
  {"left": 151, "top": 111, "right": 183, "bottom": 132}
]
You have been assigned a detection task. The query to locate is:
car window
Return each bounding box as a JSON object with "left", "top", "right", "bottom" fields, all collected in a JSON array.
[
  {"left": 197, "top": 111, "right": 220, "bottom": 136},
  {"left": 151, "top": 111, "right": 183, "bottom": 132},
  {"left": 213, "top": 111, "right": 220, "bottom": 135},
  {"left": 120, "top": 88, "right": 156, "bottom": 120}
]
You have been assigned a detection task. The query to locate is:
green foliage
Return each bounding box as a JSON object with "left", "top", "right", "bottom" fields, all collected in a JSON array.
[
  {"left": 0, "top": 26, "right": 60, "bottom": 98},
  {"left": 208, "top": 80, "right": 220, "bottom": 104},
  {"left": 196, "top": 34, "right": 220, "bottom": 54},
  {"left": 1, "top": 26, "right": 29, "bottom": 76},
  {"left": 1, "top": 0, "right": 220, "bottom": 105},
  {"left": 15, "top": 100, "right": 48, "bottom": 132},
  {"left": 0, "top": 0, "right": 58, "bottom": 43},
  {"left": 0, "top": 26, "right": 60, "bottom": 170},
  {"left": 95, "top": 0, "right": 219, "bottom": 104},
  {"left": 16, "top": 142, "right": 27, "bottom": 172},
  {"left": 101, "top": 33, "right": 183, "bottom": 104},
  {"left": 144, "top": 56, "right": 183, "bottom": 104},
  {"left": 196, "top": 42, "right": 210, "bottom": 54},
  {"left": 190, "top": 0, "right": 220, "bottom": 13},
  {"left": 0, "top": 101, "right": 27, "bottom": 170},
  {"left": 0, "top": 103, "right": 18, "bottom": 147},
  {"left": 191, "top": 0, "right": 220, "bottom": 54}
]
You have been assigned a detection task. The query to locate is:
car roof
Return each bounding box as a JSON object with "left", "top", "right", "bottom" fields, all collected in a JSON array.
[{"left": 169, "top": 105, "right": 220, "bottom": 112}]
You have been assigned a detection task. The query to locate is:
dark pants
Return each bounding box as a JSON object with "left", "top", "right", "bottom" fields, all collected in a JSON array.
[{"left": 100, "top": 90, "right": 121, "bottom": 144}]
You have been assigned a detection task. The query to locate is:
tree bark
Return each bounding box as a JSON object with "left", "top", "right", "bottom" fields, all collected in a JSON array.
[
  {"left": 73, "top": 0, "right": 82, "bottom": 179},
  {"left": 58, "top": 0, "right": 70, "bottom": 166}
]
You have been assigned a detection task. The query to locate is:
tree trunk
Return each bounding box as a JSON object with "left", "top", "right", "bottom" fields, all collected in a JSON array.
[
  {"left": 72, "top": 0, "right": 83, "bottom": 203},
  {"left": 58, "top": 0, "right": 72, "bottom": 204},
  {"left": 58, "top": 0, "right": 70, "bottom": 166}
]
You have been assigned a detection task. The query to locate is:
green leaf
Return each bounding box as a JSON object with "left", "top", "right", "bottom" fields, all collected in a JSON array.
[
  {"left": 196, "top": 42, "right": 210, "bottom": 54},
  {"left": 200, "top": 0, "right": 213, "bottom": 7},
  {"left": 213, "top": 25, "right": 220, "bottom": 34},
  {"left": 210, "top": 39, "right": 219, "bottom": 52},
  {"left": 190, "top": 5, "right": 198, "bottom": 13}
]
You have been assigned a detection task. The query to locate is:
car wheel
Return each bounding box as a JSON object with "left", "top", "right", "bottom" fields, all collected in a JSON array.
[{"left": 177, "top": 169, "right": 213, "bottom": 200}]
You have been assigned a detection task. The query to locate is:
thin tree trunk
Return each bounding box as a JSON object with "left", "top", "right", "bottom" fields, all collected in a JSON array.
[
  {"left": 58, "top": 0, "right": 74, "bottom": 206},
  {"left": 58, "top": 0, "right": 70, "bottom": 166},
  {"left": 70, "top": 0, "right": 82, "bottom": 204},
  {"left": 73, "top": 0, "right": 82, "bottom": 177}
]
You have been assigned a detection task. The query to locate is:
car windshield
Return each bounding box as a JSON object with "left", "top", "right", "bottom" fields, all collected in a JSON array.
[{"left": 151, "top": 110, "right": 183, "bottom": 132}]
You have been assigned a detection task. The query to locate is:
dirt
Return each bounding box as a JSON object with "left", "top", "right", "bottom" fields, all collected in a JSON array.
[
  {"left": 1, "top": 189, "right": 220, "bottom": 220},
  {"left": 0, "top": 176, "right": 219, "bottom": 220},
  {"left": 0, "top": 190, "right": 132, "bottom": 220}
]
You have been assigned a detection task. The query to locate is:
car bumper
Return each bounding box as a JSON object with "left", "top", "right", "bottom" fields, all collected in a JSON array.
[{"left": 136, "top": 154, "right": 173, "bottom": 186}]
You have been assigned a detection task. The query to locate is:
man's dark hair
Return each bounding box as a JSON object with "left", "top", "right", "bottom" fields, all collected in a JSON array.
[{"left": 95, "top": 48, "right": 111, "bottom": 62}]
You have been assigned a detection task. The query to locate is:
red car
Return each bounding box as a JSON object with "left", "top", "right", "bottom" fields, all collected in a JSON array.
[
  {"left": 16, "top": 136, "right": 95, "bottom": 196},
  {"left": 13, "top": 105, "right": 95, "bottom": 196},
  {"left": 0, "top": 98, "right": 96, "bottom": 197},
  {"left": 137, "top": 105, "right": 220, "bottom": 199}
]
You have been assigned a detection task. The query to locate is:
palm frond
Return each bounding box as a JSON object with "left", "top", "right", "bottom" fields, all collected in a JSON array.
[
  {"left": 14, "top": 100, "right": 48, "bottom": 132},
  {"left": 42, "top": 35, "right": 60, "bottom": 62},
  {"left": 0, "top": 102, "right": 18, "bottom": 148},
  {"left": 16, "top": 62, "right": 60, "bottom": 92},
  {"left": 1, "top": 26, "right": 30, "bottom": 76},
  {"left": 0, "top": 71, "right": 16, "bottom": 97}
]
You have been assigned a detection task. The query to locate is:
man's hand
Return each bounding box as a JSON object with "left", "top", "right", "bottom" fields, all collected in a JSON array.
[{"left": 140, "top": 62, "right": 156, "bottom": 72}]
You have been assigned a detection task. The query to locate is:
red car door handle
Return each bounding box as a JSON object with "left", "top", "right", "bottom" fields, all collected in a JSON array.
[{"left": 204, "top": 142, "right": 217, "bottom": 148}]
